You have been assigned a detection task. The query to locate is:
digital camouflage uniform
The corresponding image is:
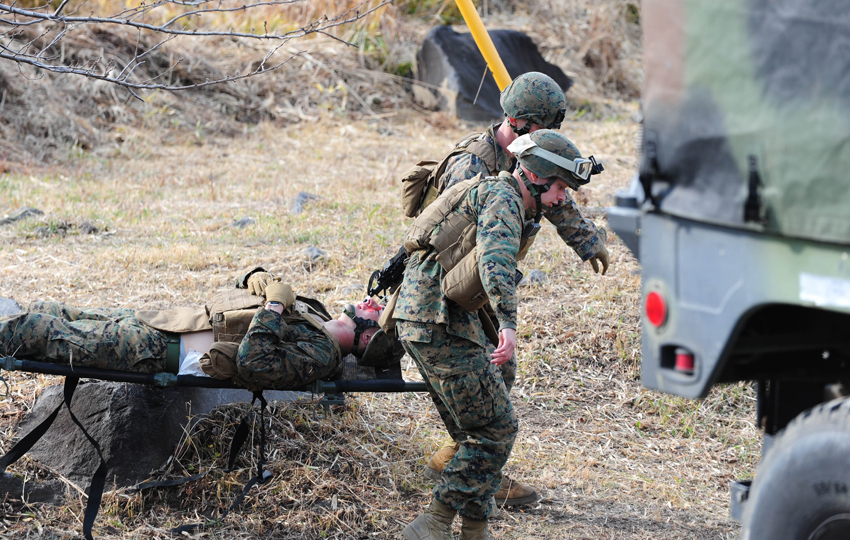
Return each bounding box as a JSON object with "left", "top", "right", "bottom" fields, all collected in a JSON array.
[
  {"left": 235, "top": 308, "right": 340, "bottom": 390},
  {"left": 438, "top": 123, "right": 606, "bottom": 395},
  {"left": 441, "top": 123, "right": 607, "bottom": 262},
  {"left": 395, "top": 172, "right": 527, "bottom": 520},
  {"left": 0, "top": 300, "right": 341, "bottom": 390},
  {"left": 0, "top": 301, "right": 167, "bottom": 372}
]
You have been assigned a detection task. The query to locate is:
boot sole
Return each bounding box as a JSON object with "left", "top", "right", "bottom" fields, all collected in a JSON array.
[{"left": 423, "top": 466, "right": 442, "bottom": 482}]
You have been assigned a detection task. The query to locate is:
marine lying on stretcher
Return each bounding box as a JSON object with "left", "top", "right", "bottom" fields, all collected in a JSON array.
[{"left": 0, "top": 268, "right": 404, "bottom": 391}]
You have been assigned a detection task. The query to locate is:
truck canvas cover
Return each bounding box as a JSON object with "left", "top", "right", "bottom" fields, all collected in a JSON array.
[{"left": 642, "top": 0, "right": 850, "bottom": 245}]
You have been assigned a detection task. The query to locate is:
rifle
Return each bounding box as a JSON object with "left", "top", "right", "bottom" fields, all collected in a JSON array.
[{"left": 367, "top": 245, "right": 409, "bottom": 299}]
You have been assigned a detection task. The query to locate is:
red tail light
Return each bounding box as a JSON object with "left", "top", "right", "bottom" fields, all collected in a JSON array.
[{"left": 645, "top": 291, "right": 667, "bottom": 327}]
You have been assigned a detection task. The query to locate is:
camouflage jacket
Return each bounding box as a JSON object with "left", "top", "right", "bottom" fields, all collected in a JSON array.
[
  {"left": 440, "top": 123, "right": 606, "bottom": 261},
  {"left": 235, "top": 308, "right": 341, "bottom": 390},
  {"left": 395, "top": 172, "right": 526, "bottom": 347}
]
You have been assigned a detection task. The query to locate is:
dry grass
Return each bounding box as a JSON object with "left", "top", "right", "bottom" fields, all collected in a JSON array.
[
  {"left": 0, "top": 0, "right": 641, "bottom": 163},
  {"left": 0, "top": 106, "right": 757, "bottom": 538},
  {"left": 0, "top": 3, "right": 754, "bottom": 538}
]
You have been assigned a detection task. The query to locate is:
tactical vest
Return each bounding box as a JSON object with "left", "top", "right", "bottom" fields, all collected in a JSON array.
[
  {"left": 199, "top": 288, "right": 338, "bottom": 381},
  {"left": 403, "top": 174, "right": 533, "bottom": 312},
  {"left": 400, "top": 132, "right": 498, "bottom": 218}
]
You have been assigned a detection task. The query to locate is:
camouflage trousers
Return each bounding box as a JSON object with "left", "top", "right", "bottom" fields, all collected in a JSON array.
[
  {"left": 235, "top": 309, "right": 340, "bottom": 391},
  {"left": 0, "top": 301, "right": 166, "bottom": 373},
  {"left": 397, "top": 320, "right": 518, "bottom": 520}
]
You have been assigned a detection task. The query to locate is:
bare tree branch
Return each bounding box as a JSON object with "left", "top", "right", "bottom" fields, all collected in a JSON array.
[{"left": 0, "top": 0, "right": 389, "bottom": 93}]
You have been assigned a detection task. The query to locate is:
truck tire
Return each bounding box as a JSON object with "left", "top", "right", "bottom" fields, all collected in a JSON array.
[{"left": 742, "top": 397, "right": 850, "bottom": 540}]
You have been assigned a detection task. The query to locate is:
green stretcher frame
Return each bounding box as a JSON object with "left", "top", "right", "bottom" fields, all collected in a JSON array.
[
  {"left": 0, "top": 356, "right": 428, "bottom": 394},
  {"left": 0, "top": 355, "right": 428, "bottom": 540}
]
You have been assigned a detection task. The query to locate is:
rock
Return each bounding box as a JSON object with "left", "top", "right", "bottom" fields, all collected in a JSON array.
[
  {"left": 339, "top": 284, "right": 362, "bottom": 297},
  {"left": 519, "top": 269, "right": 548, "bottom": 286},
  {"left": 0, "top": 297, "right": 21, "bottom": 317},
  {"left": 18, "top": 381, "right": 307, "bottom": 488},
  {"left": 0, "top": 207, "right": 43, "bottom": 226},
  {"left": 415, "top": 26, "right": 573, "bottom": 121},
  {"left": 232, "top": 217, "right": 256, "bottom": 229},
  {"left": 79, "top": 221, "right": 99, "bottom": 234},
  {"left": 304, "top": 246, "right": 327, "bottom": 262},
  {"left": 290, "top": 192, "right": 320, "bottom": 215},
  {"left": 0, "top": 473, "right": 62, "bottom": 505}
]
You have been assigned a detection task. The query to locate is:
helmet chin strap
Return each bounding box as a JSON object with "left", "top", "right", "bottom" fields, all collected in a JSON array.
[
  {"left": 507, "top": 115, "right": 531, "bottom": 136},
  {"left": 342, "top": 306, "right": 379, "bottom": 356},
  {"left": 518, "top": 167, "right": 551, "bottom": 224}
]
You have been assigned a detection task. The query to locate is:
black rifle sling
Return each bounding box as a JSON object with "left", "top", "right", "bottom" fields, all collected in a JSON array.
[{"left": 172, "top": 391, "right": 271, "bottom": 535}]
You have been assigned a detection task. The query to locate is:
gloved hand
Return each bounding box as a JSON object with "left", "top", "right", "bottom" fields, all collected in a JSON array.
[
  {"left": 588, "top": 245, "right": 609, "bottom": 275},
  {"left": 247, "top": 272, "right": 275, "bottom": 296},
  {"left": 265, "top": 282, "right": 295, "bottom": 307}
]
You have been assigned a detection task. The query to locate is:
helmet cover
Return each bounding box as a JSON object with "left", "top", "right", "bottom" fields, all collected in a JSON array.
[{"left": 500, "top": 72, "right": 567, "bottom": 130}]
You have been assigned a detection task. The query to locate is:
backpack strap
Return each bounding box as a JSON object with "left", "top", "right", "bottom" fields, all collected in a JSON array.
[{"left": 465, "top": 136, "right": 498, "bottom": 175}]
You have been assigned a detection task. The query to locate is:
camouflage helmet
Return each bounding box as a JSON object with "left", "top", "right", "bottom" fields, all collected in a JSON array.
[
  {"left": 358, "top": 329, "right": 405, "bottom": 368},
  {"left": 508, "top": 130, "right": 590, "bottom": 191},
  {"left": 500, "top": 72, "right": 567, "bottom": 133}
]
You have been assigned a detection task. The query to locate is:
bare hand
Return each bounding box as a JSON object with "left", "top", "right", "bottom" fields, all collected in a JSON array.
[{"left": 491, "top": 328, "right": 517, "bottom": 365}]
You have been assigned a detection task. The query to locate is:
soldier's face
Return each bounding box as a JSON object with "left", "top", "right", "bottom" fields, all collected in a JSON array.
[
  {"left": 341, "top": 298, "right": 383, "bottom": 323},
  {"left": 540, "top": 179, "right": 569, "bottom": 207}
]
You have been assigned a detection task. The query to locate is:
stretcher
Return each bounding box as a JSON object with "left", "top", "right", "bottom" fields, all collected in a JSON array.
[{"left": 0, "top": 355, "right": 427, "bottom": 540}]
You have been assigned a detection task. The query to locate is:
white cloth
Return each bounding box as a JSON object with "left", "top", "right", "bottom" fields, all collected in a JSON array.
[{"left": 179, "top": 349, "right": 211, "bottom": 377}]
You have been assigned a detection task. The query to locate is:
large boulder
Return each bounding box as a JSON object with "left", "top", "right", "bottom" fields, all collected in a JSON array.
[
  {"left": 17, "top": 381, "right": 305, "bottom": 488},
  {"left": 414, "top": 26, "right": 573, "bottom": 122}
]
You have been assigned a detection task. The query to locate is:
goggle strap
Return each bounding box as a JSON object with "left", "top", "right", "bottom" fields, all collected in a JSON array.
[{"left": 522, "top": 146, "right": 591, "bottom": 179}]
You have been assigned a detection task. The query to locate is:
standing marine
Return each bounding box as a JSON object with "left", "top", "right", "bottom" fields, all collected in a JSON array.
[
  {"left": 401, "top": 71, "right": 609, "bottom": 507},
  {"left": 394, "top": 130, "right": 599, "bottom": 539}
]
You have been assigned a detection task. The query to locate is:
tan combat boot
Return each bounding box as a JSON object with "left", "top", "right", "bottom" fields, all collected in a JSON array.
[
  {"left": 493, "top": 476, "right": 539, "bottom": 507},
  {"left": 458, "top": 517, "right": 495, "bottom": 540},
  {"left": 402, "top": 499, "right": 456, "bottom": 540},
  {"left": 423, "top": 441, "right": 460, "bottom": 481}
]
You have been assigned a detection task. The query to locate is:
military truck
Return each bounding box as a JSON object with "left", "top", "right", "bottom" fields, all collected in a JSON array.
[{"left": 608, "top": 1, "right": 850, "bottom": 538}]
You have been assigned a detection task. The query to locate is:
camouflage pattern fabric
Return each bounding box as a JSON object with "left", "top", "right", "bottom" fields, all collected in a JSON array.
[
  {"left": 440, "top": 124, "right": 606, "bottom": 261},
  {"left": 396, "top": 173, "right": 526, "bottom": 336},
  {"left": 0, "top": 301, "right": 166, "bottom": 372},
  {"left": 396, "top": 177, "right": 526, "bottom": 519},
  {"left": 499, "top": 72, "right": 566, "bottom": 129},
  {"left": 235, "top": 308, "right": 341, "bottom": 391},
  {"left": 397, "top": 321, "right": 518, "bottom": 520}
]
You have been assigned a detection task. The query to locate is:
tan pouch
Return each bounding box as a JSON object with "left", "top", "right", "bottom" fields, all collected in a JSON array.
[
  {"left": 199, "top": 342, "right": 240, "bottom": 379},
  {"left": 441, "top": 247, "right": 488, "bottom": 312},
  {"left": 212, "top": 308, "right": 258, "bottom": 343},
  {"left": 378, "top": 288, "right": 401, "bottom": 334},
  {"left": 401, "top": 160, "right": 438, "bottom": 218}
]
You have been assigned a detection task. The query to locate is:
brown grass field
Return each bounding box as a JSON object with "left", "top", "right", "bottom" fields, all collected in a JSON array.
[
  {"left": 0, "top": 2, "right": 758, "bottom": 538},
  {"left": 0, "top": 110, "right": 758, "bottom": 539}
]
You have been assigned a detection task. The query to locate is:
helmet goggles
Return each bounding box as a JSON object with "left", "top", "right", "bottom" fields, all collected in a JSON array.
[{"left": 508, "top": 135, "right": 603, "bottom": 183}]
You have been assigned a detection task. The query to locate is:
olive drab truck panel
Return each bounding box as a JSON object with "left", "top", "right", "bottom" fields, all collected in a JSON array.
[{"left": 608, "top": 0, "right": 850, "bottom": 531}]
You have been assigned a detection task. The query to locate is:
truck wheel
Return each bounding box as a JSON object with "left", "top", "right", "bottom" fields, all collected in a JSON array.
[{"left": 742, "top": 397, "right": 850, "bottom": 540}]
